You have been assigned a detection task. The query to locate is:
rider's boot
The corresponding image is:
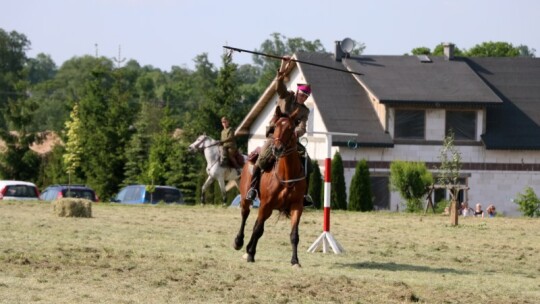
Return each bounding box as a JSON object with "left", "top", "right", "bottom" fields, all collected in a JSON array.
[
  {"left": 220, "top": 155, "right": 228, "bottom": 166},
  {"left": 303, "top": 176, "right": 313, "bottom": 207},
  {"left": 229, "top": 154, "right": 242, "bottom": 176},
  {"left": 246, "top": 166, "right": 261, "bottom": 201}
]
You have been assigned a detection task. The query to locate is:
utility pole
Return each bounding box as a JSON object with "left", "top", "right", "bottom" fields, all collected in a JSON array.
[{"left": 112, "top": 45, "right": 126, "bottom": 69}]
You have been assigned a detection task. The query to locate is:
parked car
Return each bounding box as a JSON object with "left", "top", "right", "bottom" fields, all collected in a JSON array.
[
  {"left": 112, "top": 185, "right": 184, "bottom": 204},
  {"left": 229, "top": 194, "right": 259, "bottom": 208},
  {"left": 0, "top": 180, "right": 40, "bottom": 201},
  {"left": 40, "top": 184, "right": 99, "bottom": 202}
]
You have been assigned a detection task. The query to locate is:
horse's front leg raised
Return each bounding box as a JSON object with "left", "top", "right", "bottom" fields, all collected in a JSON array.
[
  {"left": 200, "top": 175, "right": 215, "bottom": 204},
  {"left": 289, "top": 208, "right": 303, "bottom": 267},
  {"left": 233, "top": 203, "right": 250, "bottom": 250}
]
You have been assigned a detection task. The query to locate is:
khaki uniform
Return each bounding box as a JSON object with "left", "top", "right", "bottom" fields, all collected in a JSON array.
[
  {"left": 256, "top": 75, "right": 310, "bottom": 170},
  {"left": 221, "top": 126, "right": 240, "bottom": 169}
]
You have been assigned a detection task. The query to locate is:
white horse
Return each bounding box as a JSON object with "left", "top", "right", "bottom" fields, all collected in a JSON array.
[{"left": 188, "top": 134, "right": 245, "bottom": 205}]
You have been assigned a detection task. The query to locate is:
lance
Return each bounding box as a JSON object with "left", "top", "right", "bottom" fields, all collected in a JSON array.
[{"left": 223, "top": 46, "right": 363, "bottom": 76}]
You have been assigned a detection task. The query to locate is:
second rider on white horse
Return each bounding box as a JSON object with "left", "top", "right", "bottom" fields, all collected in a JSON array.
[{"left": 219, "top": 116, "right": 242, "bottom": 175}]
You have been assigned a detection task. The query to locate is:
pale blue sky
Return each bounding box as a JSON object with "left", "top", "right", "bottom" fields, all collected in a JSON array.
[{"left": 2, "top": 0, "right": 539, "bottom": 71}]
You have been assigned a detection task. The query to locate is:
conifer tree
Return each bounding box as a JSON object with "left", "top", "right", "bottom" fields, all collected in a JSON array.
[
  {"left": 146, "top": 105, "right": 175, "bottom": 186},
  {"left": 166, "top": 138, "right": 201, "bottom": 205},
  {"left": 348, "top": 159, "right": 373, "bottom": 211},
  {"left": 78, "top": 64, "right": 134, "bottom": 200},
  {"left": 37, "top": 145, "right": 66, "bottom": 187},
  {"left": 331, "top": 151, "right": 347, "bottom": 210},
  {"left": 123, "top": 102, "right": 151, "bottom": 186},
  {"left": 308, "top": 159, "right": 323, "bottom": 209}
]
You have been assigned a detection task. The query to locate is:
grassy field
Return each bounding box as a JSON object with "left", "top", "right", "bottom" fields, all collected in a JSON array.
[{"left": 0, "top": 201, "right": 539, "bottom": 304}]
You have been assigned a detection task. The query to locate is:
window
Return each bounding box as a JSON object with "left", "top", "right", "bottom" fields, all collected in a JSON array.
[
  {"left": 446, "top": 111, "right": 476, "bottom": 140},
  {"left": 371, "top": 176, "right": 390, "bottom": 210},
  {"left": 394, "top": 109, "right": 425, "bottom": 139}
]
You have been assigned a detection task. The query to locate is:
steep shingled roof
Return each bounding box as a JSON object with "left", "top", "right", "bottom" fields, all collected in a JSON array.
[
  {"left": 238, "top": 52, "right": 540, "bottom": 150},
  {"left": 295, "top": 52, "right": 393, "bottom": 147},
  {"left": 344, "top": 55, "right": 503, "bottom": 105},
  {"left": 467, "top": 57, "right": 540, "bottom": 149}
]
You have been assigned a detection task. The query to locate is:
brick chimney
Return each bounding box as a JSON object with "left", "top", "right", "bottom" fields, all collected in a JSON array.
[{"left": 443, "top": 43, "right": 455, "bottom": 60}]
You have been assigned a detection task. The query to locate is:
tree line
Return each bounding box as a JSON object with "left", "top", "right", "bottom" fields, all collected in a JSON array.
[
  {"left": 0, "top": 30, "right": 328, "bottom": 203},
  {"left": 0, "top": 27, "right": 535, "bottom": 205}
]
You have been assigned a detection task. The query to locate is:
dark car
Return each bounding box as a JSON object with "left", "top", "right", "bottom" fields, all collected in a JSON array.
[
  {"left": 40, "top": 184, "right": 99, "bottom": 202},
  {"left": 112, "top": 185, "right": 184, "bottom": 204}
]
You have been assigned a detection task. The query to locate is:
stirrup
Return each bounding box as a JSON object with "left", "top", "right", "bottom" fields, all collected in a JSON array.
[
  {"left": 303, "top": 195, "right": 313, "bottom": 207},
  {"left": 246, "top": 188, "right": 258, "bottom": 201}
]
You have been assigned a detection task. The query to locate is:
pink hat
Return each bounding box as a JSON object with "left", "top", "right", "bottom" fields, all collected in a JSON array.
[{"left": 297, "top": 83, "right": 311, "bottom": 96}]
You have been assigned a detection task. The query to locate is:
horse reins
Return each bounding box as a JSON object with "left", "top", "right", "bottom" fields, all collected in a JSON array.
[
  {"left": 193, "top": 135, "right": 221, "bottom": 151},
  {"left": 192, "top": 135, "right": 222, "bottom": 169},
  {"left": 271, "top": 126, "right": 306, "bottom": 185}
]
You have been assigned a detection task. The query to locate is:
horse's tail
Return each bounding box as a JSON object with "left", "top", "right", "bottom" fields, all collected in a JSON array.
[{"left": 278, "top": 209, "right": 291, "bottom": 219}]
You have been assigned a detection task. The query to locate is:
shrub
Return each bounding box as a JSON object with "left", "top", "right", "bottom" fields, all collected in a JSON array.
[
  {"left": 52, "top": 198, "right": 92, "bottom": 218},
  {"left": 435, "top": 199, "right": 450, "bottom": 214},
  {"left": 390, "top": 161, "right": 433, "bottom": 212},
  {"left": 514, "top": 186, "right": 540, "bottom": 217}
]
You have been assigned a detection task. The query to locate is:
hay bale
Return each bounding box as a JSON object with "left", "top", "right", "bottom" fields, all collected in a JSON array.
[{"left": 52, "top": 198, "right": 92, "bottom": 218}]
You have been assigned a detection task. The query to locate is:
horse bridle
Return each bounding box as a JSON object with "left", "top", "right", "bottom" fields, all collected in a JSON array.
[
  {"left": 271, "top": 118, "right": 306, "bottom": 185},
  {"left": 192, "top": 135, "right": 220, "bottom": 152}
]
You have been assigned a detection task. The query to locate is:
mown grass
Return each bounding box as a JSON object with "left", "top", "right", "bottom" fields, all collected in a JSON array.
[{"left": 0, "top": 201, "right": 539, "bottom": 303}]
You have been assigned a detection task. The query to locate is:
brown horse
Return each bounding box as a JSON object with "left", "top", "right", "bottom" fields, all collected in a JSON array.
[{"left": 234, "top": 109, "right": 306, "bottom": 266}]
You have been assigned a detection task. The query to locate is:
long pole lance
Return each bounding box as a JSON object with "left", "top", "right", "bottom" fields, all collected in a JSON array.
[{"left": 223, "top": 46, "right": 363, "bottom": 76}]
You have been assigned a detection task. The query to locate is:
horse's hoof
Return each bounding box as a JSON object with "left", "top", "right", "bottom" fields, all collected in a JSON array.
[
  {"left": 292, "top": 263, "right": 302, "bottom": 269},
  {"left": 233, "top": 238, "right": 243, "bottom": 250},
  {"left": 243, "top": 253, "right": 255, "bottom": 262}
]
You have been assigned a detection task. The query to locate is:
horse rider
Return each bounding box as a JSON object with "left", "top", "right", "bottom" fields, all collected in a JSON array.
[
  {"left": 219, "top": 116, "right": 242, "bottom": 174},
  {"left": 246, "top": 56, "right": 313, "bottom": 206}
]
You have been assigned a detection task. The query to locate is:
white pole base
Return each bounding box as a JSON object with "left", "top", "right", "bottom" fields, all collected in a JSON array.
[{"left": 307, "top": 231, "right": 344, "bottom": 254}]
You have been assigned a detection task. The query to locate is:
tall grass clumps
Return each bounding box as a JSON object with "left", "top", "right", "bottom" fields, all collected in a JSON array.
[{"left": 52, "top": 198, "right": 92, "bottom": 218}]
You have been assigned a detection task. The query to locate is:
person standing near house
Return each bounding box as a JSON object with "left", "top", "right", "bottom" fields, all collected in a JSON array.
[
  {"left": 246, "top": 56, "right": 313, "bottom": 206},
  {"left": 219, "top": 116, "right": 241, "bottom": 174}
]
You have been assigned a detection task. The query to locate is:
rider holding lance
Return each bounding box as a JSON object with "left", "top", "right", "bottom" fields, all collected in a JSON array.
[{"left": 246, "top": 56, "right": 313, "bottom": 206}]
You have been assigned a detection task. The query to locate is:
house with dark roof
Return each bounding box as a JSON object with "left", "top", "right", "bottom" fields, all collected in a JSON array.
[{"left": 236, "top": 43, "right": 540, "bottom": 216}]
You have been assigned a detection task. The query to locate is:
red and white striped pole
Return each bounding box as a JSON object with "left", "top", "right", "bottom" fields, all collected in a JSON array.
[
  {"left": 308, "top": 132, "right": 356, "bottom": 254},
  {"left": 323, "top": 157, "right": 332, "bottom": 232}
]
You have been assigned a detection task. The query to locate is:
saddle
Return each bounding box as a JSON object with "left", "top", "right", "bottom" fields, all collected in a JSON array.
[
  {"left": 220, "top": 149, "right": 245, "bottom": 170},
  {"left": 247, "top": 147, "right": 261, "bottom": 163}
]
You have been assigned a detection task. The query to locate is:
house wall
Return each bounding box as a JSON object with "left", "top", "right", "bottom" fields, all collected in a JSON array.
[
  {"left": 247, "top": 75, "right": 538, "bottom": 217},
  {"left": 248, "top": 69, "right": 320, "bottom": 148},
  {"left": 338, "top": 145, "right": 540, "bottom": 216}
]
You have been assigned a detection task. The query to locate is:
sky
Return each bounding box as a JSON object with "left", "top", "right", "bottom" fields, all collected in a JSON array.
[{"left": 2, "top": 0, "right": 539, "bottom": 71}]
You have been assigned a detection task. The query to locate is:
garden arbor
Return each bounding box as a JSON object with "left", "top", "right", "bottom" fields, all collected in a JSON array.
[{"left": 425, "top": 184, "right": 469, "bottom": 225}]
